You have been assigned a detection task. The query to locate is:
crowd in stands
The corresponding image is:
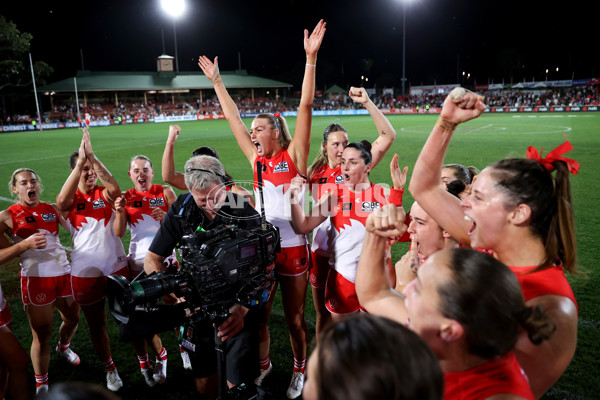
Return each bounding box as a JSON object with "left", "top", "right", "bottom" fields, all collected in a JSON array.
[{"left": 2, "top": 85, "right": 598, "bottom": 126}]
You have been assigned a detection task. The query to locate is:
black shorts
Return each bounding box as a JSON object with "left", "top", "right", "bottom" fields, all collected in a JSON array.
[{"left": 188, "top": 311, "right": 259, "bottom": 385}]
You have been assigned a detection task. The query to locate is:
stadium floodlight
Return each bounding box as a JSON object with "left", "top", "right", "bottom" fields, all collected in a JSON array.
[
  {"left": 161, "top": 0, "right": 185, "bottom": 17},
  {"left": 161, "top": 0, "right": 186, "bottom": 72},
  {"left": 396, "top": 0, "right": 417, "bottom": 96}
]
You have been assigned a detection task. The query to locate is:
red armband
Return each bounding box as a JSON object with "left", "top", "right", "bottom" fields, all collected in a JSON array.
[{"left": 388, "top": 188, "right": 404, "bottom": 207}]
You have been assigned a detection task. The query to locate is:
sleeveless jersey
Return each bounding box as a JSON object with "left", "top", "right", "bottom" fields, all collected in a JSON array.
[
  {"left": 7, "top": 203, "right": 70, "bottom": 277},
  {"left": 253, "top": 149, "right": 307, "bottom": 248},
  {"left": 310, "top": 164, "right": 344, "bottom": 198},
  {"left": 124, "top": 185, "right": 169, "bottom": 262},
  {"left": 444, "top": 352, "right": 534, "bottom": 400},
  {"left": 310, "top": 164, "right": 343, "bottom": 255},
  {"left": 65, "top": 185, "right": 127, "bottom": 277},
  {"left": 330, "top": 184, "right": 402, "bottom": 282},
  {"left": 510, "top": 264, "right": 578, "bottom": 312}
]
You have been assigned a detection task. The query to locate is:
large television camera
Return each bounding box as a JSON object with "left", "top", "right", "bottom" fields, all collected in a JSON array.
[{"left": 107, "top": 222, "right": 280, "bottom": 335}]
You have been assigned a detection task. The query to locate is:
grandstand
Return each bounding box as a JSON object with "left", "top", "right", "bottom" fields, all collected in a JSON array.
[{"left": 2, "top": 70, "right": 599, "bottom": 129}]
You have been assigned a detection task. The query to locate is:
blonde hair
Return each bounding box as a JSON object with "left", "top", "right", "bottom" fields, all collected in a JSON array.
[
  {"left": 129, "top": 155, "right": 153, "bottom": 170},
  {"left": 255, "top": 113, "right": 291, "bottom": 149},
  {"left": 9, "top": 168, "right": 42, "bottom": 198}
]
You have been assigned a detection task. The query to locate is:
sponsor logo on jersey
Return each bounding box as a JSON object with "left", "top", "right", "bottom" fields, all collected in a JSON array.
[
  {"left": 149, "top": 197, "right": 166, "bottom": 208},
  {"left": 41, "top": 213, "right": 57, "bottom": 222},
  {"left": 76, "top": 203, "right": 86, "bottom": 211},
  {"left": 334, "top": 175, "right": 344, "bottom": 184},
  {"left": 361, "top": 201, "right": 381, "bottom": 212},
  {"left": 133, "top": 200, "right": 143, "bottom": 208},
  {"left": 273, "top": 161, "right": 289, "bottom": 173},
  {"left": 92, "top": 198, "right": 106, "bottom": 210},
  {"left": 25, "top": 216, "right": 36, "bottom": 224}
]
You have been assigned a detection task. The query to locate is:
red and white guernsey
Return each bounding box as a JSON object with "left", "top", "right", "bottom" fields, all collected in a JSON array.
[
  {"left": 123, "top": 185, "right": 169, "bottom": 262},
  {"left": 254, "top": 149, "right": 307, "bottom": 248},
  {"left": 310, "top": 164, "right": 343, "bottom": 255},
  {"left": 66, "top": 185, "right": 127, "bottom": 277},
  {"left": 7, "top": 202, "right": 70, "bottom": 277},
  {"left": 330, "top": 184, "right": 402, "bottom": 282}
]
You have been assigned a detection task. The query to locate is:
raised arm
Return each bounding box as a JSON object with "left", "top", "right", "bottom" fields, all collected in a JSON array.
[
  {"left": 82, "top": 128, "right": 121, "bottom": 205},
  {"left": 162, "top": 124, "right": 187, "bottom": 190},
  {"left": 288, "top": 19, "right": 327, "bottom": 175},
  {"left": 56, "top": 134, "right": 87, "bottom": 211},
  {"left": 349, "top": 87, "right": 397, "bottom": 168},
  {"left": 289, "top": 177, "right": 330, "bottom": 234},
  {"left": 355, "top": 204, "right": 409, "bottom": 324},
  {"left": 408, "top": 88, "right": 486, "bottom": 246},
  {"left": 198, "top": 56, "right": 257, "bottom": 165}
]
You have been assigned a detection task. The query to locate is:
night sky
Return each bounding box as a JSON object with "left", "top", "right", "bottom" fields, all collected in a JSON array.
[{"left": 3, "top": 0, "right": 599, "bottom": 90}]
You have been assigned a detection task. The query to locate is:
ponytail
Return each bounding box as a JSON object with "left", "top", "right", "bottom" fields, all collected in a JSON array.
[
  {"left": 308, "top": 152, "right": 328, "bottom": 180},
  {"left": 550, "top": 161, "right": 577, "bottom": 273},
  {"left": 489, "top": 158, "right": 576, "bottom": 273},
  {"left": 514, "top": 305, "right": 556, "bottom": 345}
]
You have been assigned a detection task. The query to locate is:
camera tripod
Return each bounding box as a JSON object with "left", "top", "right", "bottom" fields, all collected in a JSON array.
[{"left": 204, "top": 311, "right": 268, "bottom": 400}]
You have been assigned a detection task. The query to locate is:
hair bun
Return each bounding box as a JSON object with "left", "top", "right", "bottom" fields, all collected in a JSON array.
[{"left": 360, "top": 140, "right": 372, "bottom": 153}]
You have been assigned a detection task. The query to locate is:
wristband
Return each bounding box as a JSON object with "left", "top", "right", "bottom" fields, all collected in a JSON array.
[
  {"left": 306, "top": 63, "right": 316, "bottom": 67},
  {"left": 388, "top": 188, "right": 404, "bottom": 207}
]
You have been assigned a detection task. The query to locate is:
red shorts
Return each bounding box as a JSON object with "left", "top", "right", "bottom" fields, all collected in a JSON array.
[
  {"left": 0, "top": 302, "right": 11, "bottom": 328},
  {"left": 275, "top": 245, "right": 309, "bottom": 277},
  {"left": 309, "top": 251, "right": 331, "bottom": 289},
  {"left": 21, "top": 274, "right": 73, "bottom": 306},
  {"left": 325, "top": 269, "right": 363, "bottom": 315},
  {"left": 71, "top": 266, "right": 130, "bottom": 305}
]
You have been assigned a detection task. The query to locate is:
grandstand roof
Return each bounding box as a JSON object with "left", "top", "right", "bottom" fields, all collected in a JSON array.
[
  {"left": 325, "top": 84, "right": 347, "bottom": 95},
  {"left": 38, "top": 70, "right": 292, "bottom": 93}
]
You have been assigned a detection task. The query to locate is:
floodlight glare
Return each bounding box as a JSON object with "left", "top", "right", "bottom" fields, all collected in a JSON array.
[{"left": 161, "top": 0, "right": 185, "bottom": 18}]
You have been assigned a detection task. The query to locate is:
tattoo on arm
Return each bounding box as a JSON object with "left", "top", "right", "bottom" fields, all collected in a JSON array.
[
  {"left": 97, "top": 170, "right": 114, "bottom": 183},
  {"left": 437, "top": 118, "right": 458, "bottom": 132}
]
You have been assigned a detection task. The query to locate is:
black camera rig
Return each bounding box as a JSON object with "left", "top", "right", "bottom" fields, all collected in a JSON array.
[
  {"left": 107, "top": 161, "right": 279, "bottom": 400},
  {"left": 108, "top": 222, "right": 279, "bottom": 331}
]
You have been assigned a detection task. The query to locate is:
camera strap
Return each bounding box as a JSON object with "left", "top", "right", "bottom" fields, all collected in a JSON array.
[{"left": 177, "top": 193, "right": 206, "bottom": 235}]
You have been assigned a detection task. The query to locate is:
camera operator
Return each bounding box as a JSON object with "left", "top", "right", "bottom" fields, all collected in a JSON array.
[{"left": 144, "top": 155, "right": 262, "bottom": 398}]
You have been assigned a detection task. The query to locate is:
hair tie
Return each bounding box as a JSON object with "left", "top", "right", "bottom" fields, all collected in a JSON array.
[{"left": 525, "top": 140, "right": 580, "bottom": 175}]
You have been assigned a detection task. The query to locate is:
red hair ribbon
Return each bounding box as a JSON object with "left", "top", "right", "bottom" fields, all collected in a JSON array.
[{"left": 526, "top": 140, "right": 580, "bottom": 175}]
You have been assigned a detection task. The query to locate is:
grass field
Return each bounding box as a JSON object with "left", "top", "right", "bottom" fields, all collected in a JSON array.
[{"left": 0, "top": 112, "right": 599, "bottom": 399}]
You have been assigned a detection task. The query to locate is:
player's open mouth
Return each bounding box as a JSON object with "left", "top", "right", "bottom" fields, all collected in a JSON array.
[
  {"left": 28, "top": 190, "right": 36, "bottom": 200},
  {"left": 465, "top": 215, "right": 476, "bottom": 235},
  {"left": 253, "top": 141, "right": 262, "bottom": 154}
]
